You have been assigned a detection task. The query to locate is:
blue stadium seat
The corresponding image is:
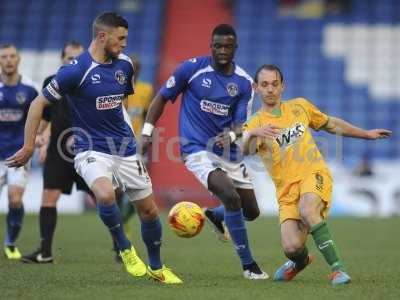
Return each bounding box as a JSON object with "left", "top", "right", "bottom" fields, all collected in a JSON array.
[
  {"left": 0, "top": 0, "right": 164, "bottom": 83},
  {"left": 0, "top": 0, "right": 397, "bottom": 162}
]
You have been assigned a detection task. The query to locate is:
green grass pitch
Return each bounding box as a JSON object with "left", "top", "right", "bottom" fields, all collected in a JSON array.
[{"left": 1, "top": 213, "right": 399, "bottom": 299}]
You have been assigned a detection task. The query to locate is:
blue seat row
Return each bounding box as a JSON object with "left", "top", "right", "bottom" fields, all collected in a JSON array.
[{"left": 235, "top": 0, "right": 400, "bottom": 160}]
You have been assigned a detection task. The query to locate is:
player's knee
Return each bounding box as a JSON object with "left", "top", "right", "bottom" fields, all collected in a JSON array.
[
  {"left": 42, "top": 189, "right": 61, "bottom": 207},
  {"left": 221, "top": 193, "right": 241, "bottom": 211},
  {"left": 243, "top": 207, "right": 260, "bottom": 221},
  {"left": 94, "top": 188, "right": 115, "bottom": 205},
  {"left": 138, "top": 205, "right": 158, "bottom": 221},
  {"left": 8, "top": 198, "right": 22, "bottom": 209},
  {"left": 299, "top": 205, "right": 320, "bottom": 226},
  {"left": 8, "top": 191, "right": 23, "bottom": 209}
]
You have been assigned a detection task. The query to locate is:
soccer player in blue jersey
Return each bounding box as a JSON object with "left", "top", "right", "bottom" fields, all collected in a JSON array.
[
  {"left": 142, "top": 24, "right": 276, "bottom": 279},
  {"left": 0, "top": 44, "right": 38, "bottom": 259},
  {"left": 6, "top": 12, "right": 181, "bottom": 284}
]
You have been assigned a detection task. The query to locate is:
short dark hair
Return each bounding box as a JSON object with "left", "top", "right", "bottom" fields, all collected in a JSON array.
[
  {"left": 0, "top": 43, "right": 18, "bottom": 52},
  {"left": 212, "top": 24, "right": 236, "bottom": 39},
  {"left": 92, "top": 12, "right": 129, "bottom": 38},
  {"left": 254, "top": 64, "right": 284, "bottom": 84},
  {"left": 61, "top": 40, "right": 83, "bottom": 58}
]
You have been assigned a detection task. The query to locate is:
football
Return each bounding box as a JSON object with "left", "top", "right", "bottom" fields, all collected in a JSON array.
[{"left": 168, "top": 201, "right": 205, "bottom": 238}]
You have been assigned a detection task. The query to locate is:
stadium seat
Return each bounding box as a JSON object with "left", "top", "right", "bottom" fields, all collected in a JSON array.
[{"left": 235, "top": 0, "right": 398, "bottom": 161}]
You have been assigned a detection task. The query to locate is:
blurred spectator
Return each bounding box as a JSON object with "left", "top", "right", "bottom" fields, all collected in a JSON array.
[
  {"left": 279, "top": 0, "right": 350, "bottom": 18},
  {"left": 325, "top": 0, "right": 351, "bottom": 15},
  {"left": 354, "top": 152, "right": 374, "bottom": 177},
  {"left": 125, "top": 54, "right": 154, "bottom": 142},
  {"left": 119, "top": 0, "right": 142, "bottom": 12}
]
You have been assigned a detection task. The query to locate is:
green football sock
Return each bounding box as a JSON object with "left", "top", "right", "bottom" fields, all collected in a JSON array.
[{"left": 310, "top": 221, "right": 345, "bottom": 272}]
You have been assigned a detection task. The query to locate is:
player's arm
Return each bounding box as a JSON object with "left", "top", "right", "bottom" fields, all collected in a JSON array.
[
  {"left": 35, "top": 120, "right": 49, "bottom": 146},
  {"left": 322, "top": 116, "right": 392, "bottom": 140},
  {"left": 37, "top": 120, "right": 49, "bottom": 135},
  {"left": 7, "top": 60, "right": 81, "bottom": 166},
  {"left": 140, "top": 60, "right": 193, "bottom": 154},
  {"left": 242, "top": 125, "right": 280, "bottom": 155},
  {"left": 139, "top": 93, "right": 168, "bottom": 154},
  {"left": 6, "top": 94, "right": 51, "bottom": 167},
  {"left": 214, "top": 123, "right": 243, "bottom": 148},
  {"left": 36, "top": 76, "right": 54, "bottom": 145}
]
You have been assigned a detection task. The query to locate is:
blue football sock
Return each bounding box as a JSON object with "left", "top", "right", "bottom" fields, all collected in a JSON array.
[
  {"left": 141, "top": 218, "right": 162, "bottom": 270},
  {"left": 97, "top": 203, "right": 131, "bottom": 251},
  {"left": 224, "top": 209, "right": 254, "bottom": 266},
  {"left": 212, "top": 205, "right": 225, "bottom": 222},
  {"left": 5, "top": 206, "right": 24, "bottom": 246}
]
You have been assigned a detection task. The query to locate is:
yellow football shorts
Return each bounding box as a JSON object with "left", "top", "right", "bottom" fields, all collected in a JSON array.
[{"left": 277, "top": 169, "right": 333, "bottom": 224}]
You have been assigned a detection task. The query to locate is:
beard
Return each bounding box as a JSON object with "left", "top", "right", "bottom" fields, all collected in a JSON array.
[
  {"left": 0, "top": 67, "right": 17, "bottom": 76},
  {"left": 104, "top": 46, "right": 119, "bottom": 61}
]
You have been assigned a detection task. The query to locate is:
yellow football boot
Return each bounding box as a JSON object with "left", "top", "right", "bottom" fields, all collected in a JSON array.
[
  {"left": 147, "top": 265, "right": 183, "bottom": 284},
  {"left": 4, "top": 245, "right": 22, "bottom": 260},
  {"left": 120, "top": 246, "right": 147, "bottom": 277}
]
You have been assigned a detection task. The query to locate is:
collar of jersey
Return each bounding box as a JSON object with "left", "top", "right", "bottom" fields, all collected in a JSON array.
[
  {"left": 210, "top": 58, "right": 236, "bottom": 77},
  {"left": 0, "top": 74, "right": 22, "bottom": 87},
  {"left": 262, "top": 104, "right": 282, "bottom": 118},
  {"left": 271, "top": 106, "right": 282, "bottom": 117},
  {"left": 87, "top": 51, "right": 115, "bottom": 67}
]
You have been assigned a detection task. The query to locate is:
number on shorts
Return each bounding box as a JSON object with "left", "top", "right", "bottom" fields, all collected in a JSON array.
[
  {"left": 239, "top": 163, "right": 249, "bottom": 178},
  {"left": 136, "top": 160, "right": 148, "bottom": 176}
]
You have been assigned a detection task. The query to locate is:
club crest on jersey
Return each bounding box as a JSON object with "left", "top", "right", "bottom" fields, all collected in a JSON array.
[
  {"left": 115, "top": 70, "right": 126, "bottom": 85},
  {"left": 166, "top": 76, "right": 176, "bottom": 88},
  {"left": 276, "top": 122, "right": 305, "bottom": 149},
  {"left": 226, "top": 83, "right": 239, "bottom": 97},
  {"left": 200, "top": 99, "right": 230, "bottom": 116},
  {"left": 96, "top": 94, "right": 124, "bottom": 110},
  {"left": 16, "top": 92, "right": 26, "bottom": 104}
]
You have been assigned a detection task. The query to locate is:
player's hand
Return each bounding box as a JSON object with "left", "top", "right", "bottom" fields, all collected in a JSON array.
[
  {"left": 214, "top": 132, "right": 232, "bottom": 148},
  {"left": 365, "top": 129, "right": 392, "bottom": 140},
  {"left": 250, "top": 125, "right": 281, "bottom": 139},
  {"left": 139, "top": 135, "right": 152, "bottom": 155},
  {"left": 5, "top": 146, "right": 34, "bottom": 167}
]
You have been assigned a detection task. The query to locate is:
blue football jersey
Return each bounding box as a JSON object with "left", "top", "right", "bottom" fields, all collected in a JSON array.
[
  {"left": 160, "top": 56, "right": 254, "bottom": 161},
  {"left": 42, "top": 51, "right": 136, "bottom": 157},
  {"left": 0, "top": 76, "right": 38, "bottom": 160}
]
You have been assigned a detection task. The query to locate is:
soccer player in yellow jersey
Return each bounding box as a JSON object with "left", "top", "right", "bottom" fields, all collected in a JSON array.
[
  {"left": 243, "top": 64, "right": 391, "bottom": 285},
  {"left": 125, "top": 55, "right": 154, "bottom": 138}
]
